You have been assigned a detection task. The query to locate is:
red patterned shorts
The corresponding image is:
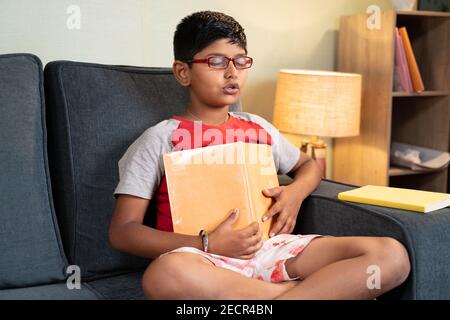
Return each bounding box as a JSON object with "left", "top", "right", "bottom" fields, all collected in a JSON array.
[{"left": 160, "top": 233, "right": 322, "bottom": 283}]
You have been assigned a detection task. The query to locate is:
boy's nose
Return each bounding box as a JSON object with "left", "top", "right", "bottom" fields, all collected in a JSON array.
[{"left": 224, "top": 62, "right": 238, "bottom": 78}]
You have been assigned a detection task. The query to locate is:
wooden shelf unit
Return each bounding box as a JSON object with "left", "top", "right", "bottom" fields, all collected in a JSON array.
[
  {"left": 392, "top": 90, "right": 448, "bottom": 97},
  {"left": 333, "top": 10, "right": 450, "bottom": 193},
  {"left": 389, "top": 166, "right": 448, "bottom": 176}
]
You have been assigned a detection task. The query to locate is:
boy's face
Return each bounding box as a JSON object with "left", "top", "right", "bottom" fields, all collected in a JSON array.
[{"left": 173, "top": 38, "right": 249, "bottom": 110}]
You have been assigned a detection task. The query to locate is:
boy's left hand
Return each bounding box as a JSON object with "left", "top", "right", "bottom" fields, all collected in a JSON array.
[{"left": 261, "top": 186, "right": 303, "bottom": 237}]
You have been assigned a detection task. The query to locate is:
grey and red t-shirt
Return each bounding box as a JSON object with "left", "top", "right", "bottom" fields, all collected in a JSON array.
[{"left": 113, "top": 111, "right": 300, "bottom": 232}]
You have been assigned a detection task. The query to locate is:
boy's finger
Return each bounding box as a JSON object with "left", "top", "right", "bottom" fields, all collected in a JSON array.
[
  {"left": 247, "top": 229, "right": 262, "bottom": 246},
  {"left": 278, "top": 220, "right": 293, "bottom": 235},
  {"left": 269, "top": 216, "right": 287, "bottom": 238},
  {"left": 224, "top": 208, "right": 239, "bottom": 225},
  {"left": 289, "top": 221, "right": 297, "bottom": 234},
  {"left": 262, "top": 187, "right": 283, "bottom": 198},
  {"left": 239, "top": 253, "right": 256, "bottom": 260},
  {"left": 262, "top": 203, "right": 281, "bottom": 222},
  {"left": 241, "top": 221, "right": 259, "bottom": 237},
  {"left": 243, "top": 242, "right": 263, "bottom": 256}
]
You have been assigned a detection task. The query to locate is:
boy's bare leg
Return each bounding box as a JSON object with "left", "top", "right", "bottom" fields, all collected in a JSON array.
[
  {"left": 276, "top": 236, "right": 411, "bottom": 300},
  {"left": 142, "top": 252, "right": 297, "bottom": 300}
]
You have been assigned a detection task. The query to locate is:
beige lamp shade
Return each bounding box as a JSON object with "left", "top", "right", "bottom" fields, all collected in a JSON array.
[{"left": 272, "top": 70, "right": 362, "bottom": 137}]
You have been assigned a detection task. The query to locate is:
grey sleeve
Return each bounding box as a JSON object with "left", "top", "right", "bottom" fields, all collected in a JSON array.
[
  {"left": 273, "top": 129, "right": 301, "bottom": 174},
  {"left": 243, "top": 113, "right": 300, "bottom": 174},
  {"left": 113, "top": 128, "right": 174, "bottom": 200}
]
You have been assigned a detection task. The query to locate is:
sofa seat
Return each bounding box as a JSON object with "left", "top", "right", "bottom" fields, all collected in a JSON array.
[
  {"left": 86, "top": 271, "right": 145, "bottom": 300},
  {"left": 0, "top": 282, "right": 99, "bottom": 300}
]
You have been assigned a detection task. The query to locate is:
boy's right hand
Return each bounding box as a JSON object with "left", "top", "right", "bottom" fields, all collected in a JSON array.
[{"left": 208, "top": 208, "right": 263, "bottom": 260}]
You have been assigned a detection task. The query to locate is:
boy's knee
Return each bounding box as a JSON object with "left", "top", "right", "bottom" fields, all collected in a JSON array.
[
  {"left": 371, "top": 237, "right": 411, "bottom": 287},
  {"left": 142, "top": 254, "right": 186, "bottom": 299}
]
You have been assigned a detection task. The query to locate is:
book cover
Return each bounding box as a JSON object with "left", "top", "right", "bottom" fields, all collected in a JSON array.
[
  {"left": 398, "top": 27, "right": 425, "bottom": 92},
  {"left": 393, "top": 27, "right": 413, "bottom": 92},
  {"left": 338, "top": 185, "right": 450, "bottom": 213},
  {"left": 163, "top": 141, "right": 278, "bottom": 240}
]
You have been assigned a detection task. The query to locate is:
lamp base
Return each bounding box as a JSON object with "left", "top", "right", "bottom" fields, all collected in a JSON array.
[{"left": 300, "top": 136, "right": 327, "bottom": 178}]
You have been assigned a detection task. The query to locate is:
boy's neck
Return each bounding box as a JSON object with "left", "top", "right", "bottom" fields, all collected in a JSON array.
[{"left": 183, "top": 105, "right": 230, "bottom": 126}]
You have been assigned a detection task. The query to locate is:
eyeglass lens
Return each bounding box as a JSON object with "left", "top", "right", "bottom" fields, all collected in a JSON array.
[{"left": 208, "top": 56, "right": 252, "bottom": 69}]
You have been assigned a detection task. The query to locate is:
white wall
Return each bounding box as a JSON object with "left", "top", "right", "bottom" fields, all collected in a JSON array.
[
  {"left": 145, "top": 0, "right": 393, "bottom": 178},
  {"left": 0, "top": 0, "right": 145, "bottom": 65},
  {"left": 143, "top": 0, "right": 392, "bottom": 117},
  {"left": 1, "top": 0, "right": 393, "bottom": 178}
]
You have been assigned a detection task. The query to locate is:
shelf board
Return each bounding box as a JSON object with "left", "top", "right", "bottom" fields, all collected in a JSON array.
[
  {"left": 389, "top": 166, "right": 446, "bottom": 176},
  {"left": 392, "top": 91, "right": 449, "bottom": 97},
  {"left": 396, "top": 10, "right": 450, "bottom": 18}
]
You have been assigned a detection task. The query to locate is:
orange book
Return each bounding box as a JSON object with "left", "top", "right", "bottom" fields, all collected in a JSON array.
[
  {"left": 163, "top": 142, "right": 278, "bottom": 240},
  {"left": 398, "top": 27, "right": 425, "bottom": 92}
]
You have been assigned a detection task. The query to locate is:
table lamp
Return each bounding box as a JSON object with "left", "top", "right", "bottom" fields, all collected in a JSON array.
[{"left": 272, "top": 69, "right": 362, "bottom": 178}]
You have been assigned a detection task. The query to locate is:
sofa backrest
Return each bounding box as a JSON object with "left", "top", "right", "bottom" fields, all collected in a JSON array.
[
  {"left": 44, "top": 61, "right": 241, "bottom": 280},
  {"left": 0, "top": 54, "right": 68, "bottom": 289}
]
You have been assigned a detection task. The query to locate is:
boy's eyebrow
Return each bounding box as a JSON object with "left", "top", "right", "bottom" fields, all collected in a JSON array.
[{"left": 205, "top": 52, "right": 247, "bottom": 57}]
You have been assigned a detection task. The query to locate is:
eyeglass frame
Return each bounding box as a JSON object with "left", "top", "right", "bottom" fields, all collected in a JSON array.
[{"left": 184, "top": 55, "right": 253, "bottom": 70}]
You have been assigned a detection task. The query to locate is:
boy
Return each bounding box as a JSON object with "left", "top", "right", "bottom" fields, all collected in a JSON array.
[{"left": 109, "top": 11, "right": 410, "bottom": 299}]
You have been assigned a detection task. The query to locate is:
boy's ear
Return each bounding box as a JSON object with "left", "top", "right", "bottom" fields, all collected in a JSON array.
[{"left": 172, "top": 60, "right": 191, "bottom": 87}]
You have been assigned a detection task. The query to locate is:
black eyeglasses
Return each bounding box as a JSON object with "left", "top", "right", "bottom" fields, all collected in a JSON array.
[{"left": 185, "top": 55, "right": 253, "bottom": 70}]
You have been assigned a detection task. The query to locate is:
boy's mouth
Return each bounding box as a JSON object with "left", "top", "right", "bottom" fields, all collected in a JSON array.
[{"left": 223, "top": 83, "right": 239, "bottom": 95}]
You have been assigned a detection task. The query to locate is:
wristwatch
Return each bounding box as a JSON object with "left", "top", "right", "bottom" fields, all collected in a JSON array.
[{"left": 198, "top": 229, "right": 209, "bottom": 253}]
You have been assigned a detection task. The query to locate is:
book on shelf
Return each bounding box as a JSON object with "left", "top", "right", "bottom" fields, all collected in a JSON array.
[
  {"left": 398, "top": 26, "right": 425, "bottom": 92},
  {"left": 163, "top": 141, "right": 278, "bottom": 240},
  {"left": 338, "top": 185, "right": 450, "bottom": 213},
  {"left": 393, "top": 27, "right": 414, "bottom": 93}
]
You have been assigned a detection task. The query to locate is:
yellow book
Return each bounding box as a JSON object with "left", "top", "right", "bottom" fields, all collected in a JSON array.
[
  {"left": 163, "top": 142, "right": 278, "bottom": 240},
  {"left": 338, "top": 185, "right": 450, "bottom": 213}
]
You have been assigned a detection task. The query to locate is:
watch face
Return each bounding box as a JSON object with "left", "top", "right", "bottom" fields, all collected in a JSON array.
[{"left": 202, "top": 233, "right": 209, "bottom": 253}]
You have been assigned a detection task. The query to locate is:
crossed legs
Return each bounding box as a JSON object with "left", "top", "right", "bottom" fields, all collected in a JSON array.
[
  {"left": 142, "top": 236, "right": 410, "bottom": 300},
  {"left": 278, "top": 236, "right": 410, "bottom": 299}
]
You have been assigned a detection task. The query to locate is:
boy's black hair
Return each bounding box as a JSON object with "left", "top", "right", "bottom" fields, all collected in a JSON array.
[{"left": 173, "top": 11, "right": 247, "bottom": 63}]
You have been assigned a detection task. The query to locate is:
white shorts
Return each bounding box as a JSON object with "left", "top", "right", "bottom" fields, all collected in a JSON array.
[{"left": 160, "top": 233, "right": 323, "bottom": 283}]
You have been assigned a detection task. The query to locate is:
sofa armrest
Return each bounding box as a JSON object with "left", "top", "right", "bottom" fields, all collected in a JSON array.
[{"left": 292, "top": 179, "right": 450, "bottom": 300}]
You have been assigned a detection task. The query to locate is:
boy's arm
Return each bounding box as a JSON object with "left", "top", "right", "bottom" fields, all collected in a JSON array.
[
  {"left": 110, "top": 194, "right": 264, "bottom": 260},
  {"left": 262, "top": 151, "right": 322, "bottom": 236},
  {"left": 109, "top": 194, "right": 203, "bottom": 259},
  {"left": 285, "top": 151, "right": 322, "bottom": 201}
]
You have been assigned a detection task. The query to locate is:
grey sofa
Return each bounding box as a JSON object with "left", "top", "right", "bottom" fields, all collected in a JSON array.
[{"left": 1, "top": 53, "right": 449, "bottom": 300}]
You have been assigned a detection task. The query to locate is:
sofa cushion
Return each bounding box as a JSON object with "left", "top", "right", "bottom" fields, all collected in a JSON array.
[
  {"left": 44, "top": 61, "right": 241, "bottom": 280},
  {"left": 0, "top": 54, "right": 67, "bottom": 289},
  {"left": 86, "top": 271, "right": 145, "bottom": 300},
  {"left": 0, "top": 282, "right": 99, "bottom": 300}
]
